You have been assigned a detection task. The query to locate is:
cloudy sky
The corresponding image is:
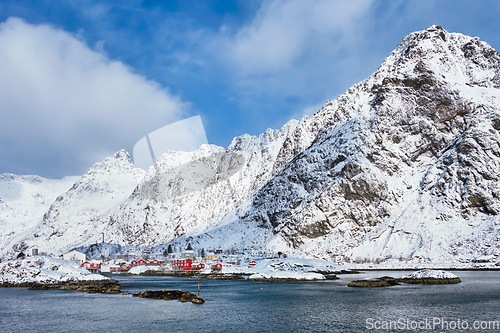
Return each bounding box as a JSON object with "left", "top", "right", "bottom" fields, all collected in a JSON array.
[{"left": 0, "top": 0, "right": 499, "bottom": 178}]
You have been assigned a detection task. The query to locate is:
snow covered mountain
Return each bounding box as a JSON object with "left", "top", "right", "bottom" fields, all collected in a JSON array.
[
  {"left": 186, "top": 25, "right": 500, "bottom": 266},
  {"left": 2, "top": 25, "right": 500, "bottom": 267},
  {"left": 0, "top": 151, "right": 143, "bottom": 259},
  {"left": 0, "top": 120, "right": 299, "bottom": 259}
]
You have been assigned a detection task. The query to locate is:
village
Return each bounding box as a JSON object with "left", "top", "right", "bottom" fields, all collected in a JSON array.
[{"left": 61, "top": 244, "right": 286, "bottom": 276}]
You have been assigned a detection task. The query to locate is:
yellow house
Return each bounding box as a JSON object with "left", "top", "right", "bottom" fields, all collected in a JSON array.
[
  {"left": 205, "top": 253, "right": 218, "bottom": 260},
  {"left": 181, "top": 250, "right": 194, "bottom": 259}
]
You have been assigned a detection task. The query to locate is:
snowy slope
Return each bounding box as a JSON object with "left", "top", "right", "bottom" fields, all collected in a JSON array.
[
  {"left": 0, "top": 256, "right": 107, "bottom": 284},
  {"left": 0, "top": 150, "right": 144, "bottom": 259},
  {"left": 85, "top": 121, "right": 299, "bottom": 247},
  {"left": 0, "top": 174, "right": 79, "bottom": 258},
  {"left": 0, "top": 121, "right": 298, "bottom": 259}
]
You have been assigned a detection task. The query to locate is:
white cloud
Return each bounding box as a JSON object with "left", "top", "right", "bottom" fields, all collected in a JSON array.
[
  {"left": 228, "top": 0, "right": 374, "bottom": 75},
  {"left": 0, "top": 18, "right": 189, "bottom": 178}
]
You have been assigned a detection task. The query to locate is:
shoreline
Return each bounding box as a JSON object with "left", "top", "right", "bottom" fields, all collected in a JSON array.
[{"left": 343, "top": 267, "right": 500, "bottom": 272}]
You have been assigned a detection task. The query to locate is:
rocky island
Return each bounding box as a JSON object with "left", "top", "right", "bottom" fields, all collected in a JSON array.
[
  {"left": 132, "top": 290, "right": 204, "bottom": 304},
  {"left": 348, "top": 270, "right": 461, "bottom": 287}
]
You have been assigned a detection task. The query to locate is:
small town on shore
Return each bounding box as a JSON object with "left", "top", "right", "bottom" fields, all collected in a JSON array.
[{"left": 60, "top": 243, "right": 283, "bottom": 276}]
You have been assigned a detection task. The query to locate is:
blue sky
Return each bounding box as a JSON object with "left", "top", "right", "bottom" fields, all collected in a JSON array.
[{"left": 0, "top": 0, "right": 499, "bottom": 178}]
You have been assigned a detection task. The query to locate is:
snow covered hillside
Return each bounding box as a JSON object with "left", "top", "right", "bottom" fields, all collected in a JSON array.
[
  {"left": 0, "top": 174, "right": 79, "bottom": 258},
  {"left": 2, "top": 25, "right": 500, "bottom": 268},
  {"left": 0, "top": 256, "right": 107, "bottom": 285},
  {"left": 0, "top": 151, "right": 144, "bottom": 259}
]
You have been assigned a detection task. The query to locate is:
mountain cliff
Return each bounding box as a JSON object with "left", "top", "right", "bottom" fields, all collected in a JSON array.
[{"left": 2, "top": 25, "right": 500, "bottom": 267}]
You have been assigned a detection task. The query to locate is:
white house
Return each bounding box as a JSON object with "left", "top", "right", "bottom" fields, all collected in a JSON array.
[{"left": 63, "top": 250, "right": 86, "bottom": 263}]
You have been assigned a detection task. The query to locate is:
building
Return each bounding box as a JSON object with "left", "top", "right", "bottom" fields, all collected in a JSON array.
[
  {"left": 109, "top": 265, "right": 130, "bottom": 273},
  {"left": 81, "top": 261, "right": 100, "bottom": 274},
  {"left": 173, "top": 258, "right": 193, "bottom": 271},
  {"left": 204, "top": 252, "right": 218, "bottom": 260},
  {"left": 101, "top": 264, "right": 111, "bottom": 274},
  {"left": 192, "top": 263, "right": 205, "bottom": 270},
  {"left": 211, "top": 263, "right": 222, "bottom": 271},
  {"left": 181, "top": 250, "right": 194, "bottom": 259},
  {"left": 63, "top": 250, "right": 86, "bottom": 263}
]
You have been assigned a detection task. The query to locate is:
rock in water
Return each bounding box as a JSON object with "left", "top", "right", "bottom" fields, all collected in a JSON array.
[
  {"left": 398, "top": 269, "right": 461, "bottom": 284},
  {"left": 132, "top": 289, "right": 204, "bottom": 303},
  {"left": 348, "top": 276, "right": 400, "bottom": 288},
  {"left": 192, "top": 298, "right": 205, "bottom": 304}
]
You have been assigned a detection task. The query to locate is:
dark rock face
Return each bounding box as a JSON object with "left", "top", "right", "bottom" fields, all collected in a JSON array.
[
  {"left": 348, "top": 270, "right": 462, "bottom": 287},
  {"left": 398, "top": 277, "right": 461, "bottom": 284},
  {"left": 132, "top": 289, "right": 204, "bottom": 303},
  {"left": 25, "top": 280, "right": 123, "bottom": 294},
  {"left": 348, "top": 277, "right": 400, "bottom": 288}
]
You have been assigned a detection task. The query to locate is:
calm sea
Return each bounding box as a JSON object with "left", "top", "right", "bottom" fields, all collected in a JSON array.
[{"left": 1, "top": 271, "right": 500, "bottom": 332}]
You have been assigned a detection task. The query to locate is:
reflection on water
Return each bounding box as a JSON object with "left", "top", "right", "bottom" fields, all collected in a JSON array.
[{"left": 1, "top": 271, "right": 500, "bottom": 332}]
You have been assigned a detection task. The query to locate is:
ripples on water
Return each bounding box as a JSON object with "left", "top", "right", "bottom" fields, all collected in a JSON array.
[{"left": 1, "top": 271, "right": 500, "bottom": 332}]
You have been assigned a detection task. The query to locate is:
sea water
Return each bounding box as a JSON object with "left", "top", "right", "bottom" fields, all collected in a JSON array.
[{"left": 1, "top": 271, "right": 500, "bottom": 332}]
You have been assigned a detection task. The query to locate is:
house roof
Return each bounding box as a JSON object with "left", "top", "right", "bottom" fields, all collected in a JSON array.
[{"left": 66, "top": 249, "right": 85, "bottom": 255}]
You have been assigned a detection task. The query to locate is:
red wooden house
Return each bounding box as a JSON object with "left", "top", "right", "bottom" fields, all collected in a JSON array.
[
  {"left": 192, "top": 263, "right": 205, "bottom": 270},
  {"left": 110, "top": 265, "right": 130, "bottom": 272},
  {"left": 81, "top": 261, "right": 100, "bottom": 273},
  {"left": 211, "top": 263, "right": 222, "bottom": 271},
  {"left": 172, "top": 258, "right": 193, "bottom": 271},
  {"left": 129, "top": 259, "right": 163, "bottom": 266}
]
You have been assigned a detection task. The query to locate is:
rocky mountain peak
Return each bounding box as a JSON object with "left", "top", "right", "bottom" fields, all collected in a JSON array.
[
  {"left": 378, "top": 24, "right": 499, "bottom": 89},
  {"left": 238, "top": 26, "right": 500, "bottom": 263},
  {"left": 113, "top": 149, "right": 132, "bottom": 162}
]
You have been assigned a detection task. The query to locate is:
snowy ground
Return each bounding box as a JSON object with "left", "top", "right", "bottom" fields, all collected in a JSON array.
[
  {"left": 399, "top": 269, "right": 459, "bottom": 280},
  {"left": 128, "top": 265, "right": 161, "bottom": 275},
  {"left": 0, "top": 256, "right": 108, "bottom": 285},
  {"left": 195, "top": 257, "right": 345, "bottom": 280},
  {"left": 248, "top": 271, "right": 325, "bottom": 281}
]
